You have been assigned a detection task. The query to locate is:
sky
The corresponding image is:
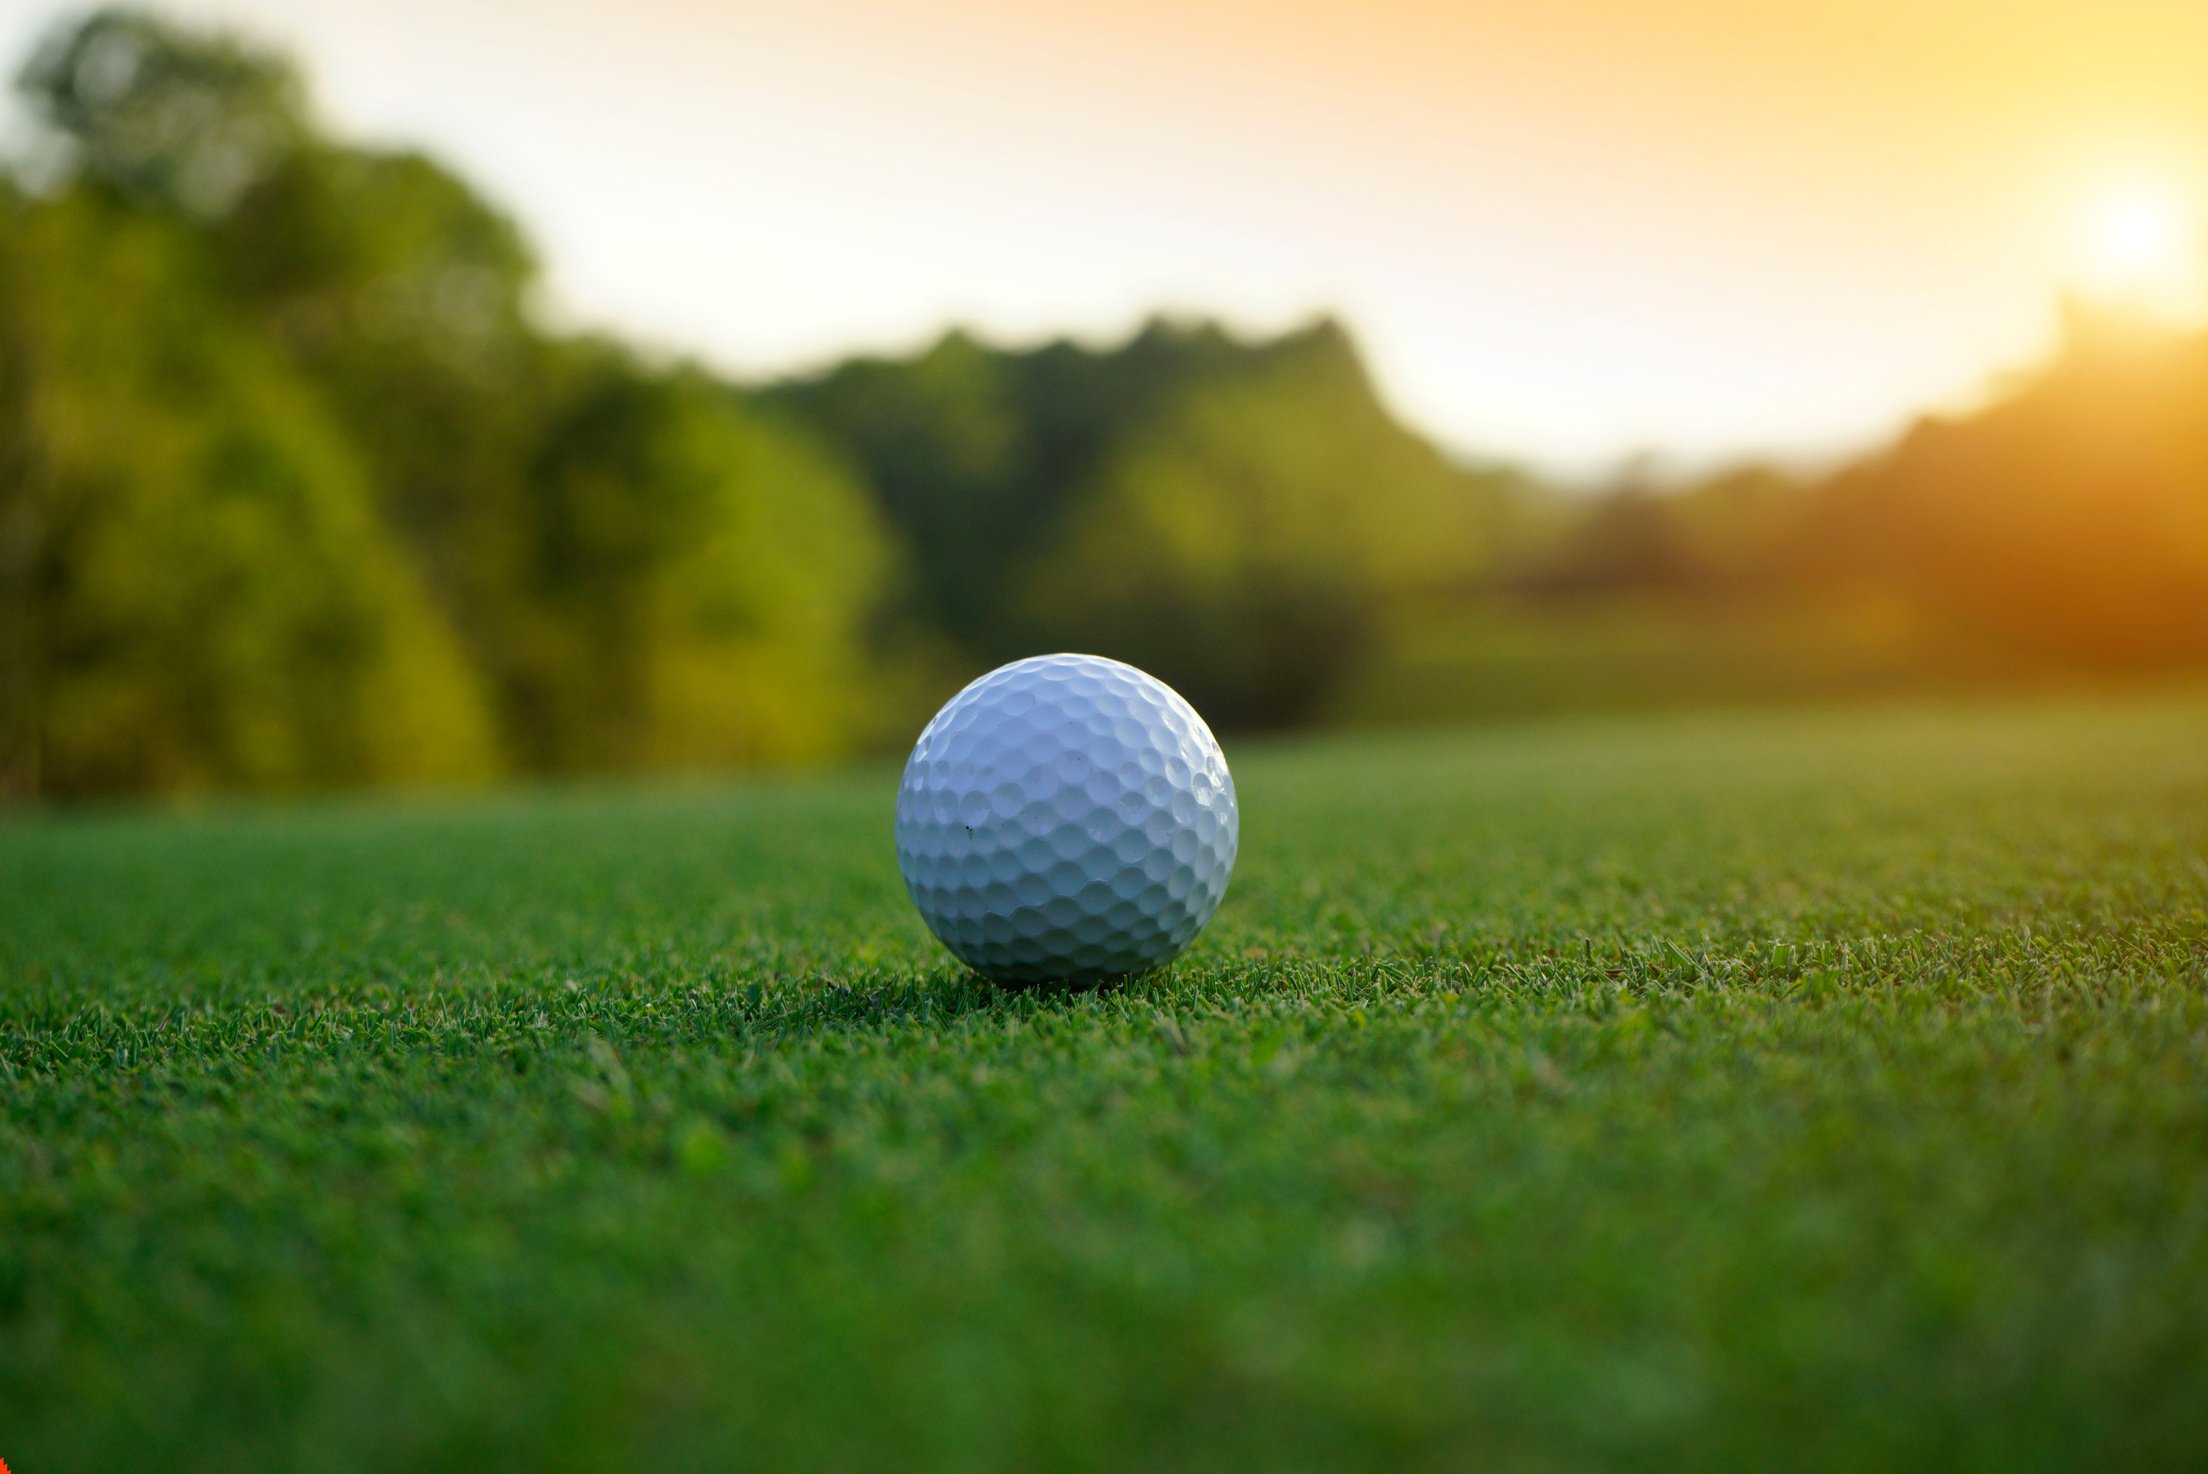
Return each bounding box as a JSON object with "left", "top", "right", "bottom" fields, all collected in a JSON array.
[{"left": 5, "top": 0, "right": 2208, "bottom": 475}]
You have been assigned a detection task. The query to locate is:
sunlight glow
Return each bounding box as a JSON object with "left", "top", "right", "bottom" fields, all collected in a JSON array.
[
  {"left": 14, "top": 0, "right": 2208, "bottom": 467},
  {"left": 2077, "top": 183, "right": 2200, "bottom": 310}
]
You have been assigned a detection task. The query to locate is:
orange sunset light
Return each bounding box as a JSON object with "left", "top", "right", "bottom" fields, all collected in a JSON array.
[{"left": 8, "top": 0, "right": 2206, "bottom": 468}]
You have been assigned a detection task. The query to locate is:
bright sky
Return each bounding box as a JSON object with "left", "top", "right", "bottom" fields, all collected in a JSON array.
[{"left": 6, "top": 0, "right": 2208, "bottom": 473}]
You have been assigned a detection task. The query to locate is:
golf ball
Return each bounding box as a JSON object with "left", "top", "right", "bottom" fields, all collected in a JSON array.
[{"left": 895, "top": 654, "right": 1239, "bottom": 985}]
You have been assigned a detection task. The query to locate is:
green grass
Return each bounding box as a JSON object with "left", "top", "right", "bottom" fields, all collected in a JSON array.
[
  {"left": 1327, "top": 594, "right": 2045, "bottom": 726},
  {"left": 4, "top": 692, "right": 2207, "bottom": 1472}
]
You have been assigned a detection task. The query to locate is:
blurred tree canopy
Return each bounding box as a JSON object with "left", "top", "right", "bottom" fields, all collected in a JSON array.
[
  {"left": 1815, "top": 303, "right": 2208, "bottom": 666},
  {"left": 770, "top": 318, "right": 1528, "bottom": 727},
  {"left": 2, "top": 8, "right": 900, "bottom": 798},
  {"left": 1007, "top": 324, "right": 1522, "bottom": 726},
  {"left": 0, "top": 182, "right": 496, "bottom": 795},
  {"left": 3, "top": 8, "right": 2205, "bottom": 802}
]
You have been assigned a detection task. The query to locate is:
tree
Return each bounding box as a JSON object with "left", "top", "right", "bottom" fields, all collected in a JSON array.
[
  {"left": 17, "top": 7, "right": 307, "bottom": 218},
  {"left": 514, "top": 346, "right": 895, "bottom": 770},
  {"left": 5, "top": 8, "right": 904, "bottom": 797},
  {"left": 762, "top": 331, "right": 1031, "bottom": 647},
  {"left": 0, "top": 189, "right": 497, "bottom": 798},
  {"left": 1818, "top": 305, "right": 2208, "bottom": 664},
  {"left": 1015, "top": 322, "right": 1508, "bottom": 726}
]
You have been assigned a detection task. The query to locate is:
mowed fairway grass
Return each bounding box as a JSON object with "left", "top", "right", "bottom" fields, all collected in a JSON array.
[{"left": 4, "top": 692, "right": 2207, "bottom": 1473}]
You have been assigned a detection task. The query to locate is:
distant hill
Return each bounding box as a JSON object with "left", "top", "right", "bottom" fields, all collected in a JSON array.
[
  {"left": 1814, "top": 305, "right": 2208, "bottom": 668},
  {"left": 766, "top": 317, "right": 1534, "bottom": 726},
  {"left": 1335, "top": 303, "right": 2208, "bottom": 728},
  {"left": 6, "top": 8, "right": 2204, "bottom": 802}
]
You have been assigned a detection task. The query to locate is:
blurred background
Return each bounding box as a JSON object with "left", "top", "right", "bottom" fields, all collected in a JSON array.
[{"left": 2, "top": 1, "right": 2205, "bottom": 802}]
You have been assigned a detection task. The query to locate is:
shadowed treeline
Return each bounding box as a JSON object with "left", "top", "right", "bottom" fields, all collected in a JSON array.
[{"left": 3, "top": 9, "right": 2206, "bottom": 802}]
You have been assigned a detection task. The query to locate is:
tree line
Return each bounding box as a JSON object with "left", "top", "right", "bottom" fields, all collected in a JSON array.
[{"left": 3, "top": 9, "right": 2204, "bottom": 802}]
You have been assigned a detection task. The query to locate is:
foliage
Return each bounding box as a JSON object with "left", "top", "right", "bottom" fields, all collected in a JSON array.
[
  {"left": 2, "top": 8, "right": 899, "bottom": 798},
  {"left": 1350, "top": 307, "right": 2208, "bottom": 721},
  {"left": 0, "top": 185, "right": 497, "bottom": 796},
  {"left": 1817, "top": 302, "right": 2208, "bottom": 665},
  {"left": 17, "top": 6, "right": 306, "bottom": 218},
  {"left": 1013, "top": 324, "right": 1515, "bottom": 725},
  {"left": 775, "top": 318, "right": 1528, "bottom": 727},
  {"left": 6, "top": 9, "right": 2208, "bottom": 801},
  {"left": 518, "top": 347, "right": 894, "bottom": 770},
  {"left": 4, "top": 692, "right": 2206, "bottom": 1469},
  {"left": 763, "top": 330, "right": 1031, "bottom": 647}
]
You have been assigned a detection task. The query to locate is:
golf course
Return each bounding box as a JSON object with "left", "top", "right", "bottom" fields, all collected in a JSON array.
[{"left": 5, "top": 689, "right": 2204, "bottom": 1471}]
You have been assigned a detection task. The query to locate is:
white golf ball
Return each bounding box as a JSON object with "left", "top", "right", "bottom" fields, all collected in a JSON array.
[{"left": 895, "top": 653, "right": 1239, "bottom": 985}]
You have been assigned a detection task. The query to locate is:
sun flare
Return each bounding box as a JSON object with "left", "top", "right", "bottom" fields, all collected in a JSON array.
[{"left": 2076, "top": 183, "right": 2201, "bottom": 309}]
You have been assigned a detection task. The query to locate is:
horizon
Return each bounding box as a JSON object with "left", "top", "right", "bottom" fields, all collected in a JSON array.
[{"left": 5, "top": 0, "right": 2207, "bottom": 477}]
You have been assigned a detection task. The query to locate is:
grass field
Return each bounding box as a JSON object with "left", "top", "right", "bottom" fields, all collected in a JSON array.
[{"left": 5, "top": 692, "right": 2207, "bottom": 1472}]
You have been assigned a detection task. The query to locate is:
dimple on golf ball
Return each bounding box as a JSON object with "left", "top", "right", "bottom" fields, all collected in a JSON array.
[{"left": 895, "top": 653, "right": 1239, "bottom": 985}]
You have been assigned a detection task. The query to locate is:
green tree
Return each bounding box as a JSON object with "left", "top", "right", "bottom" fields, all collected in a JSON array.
[
  {"left": 763, "top": 331, "right": 1030, "bottom": 647},
  {"left": 768, "top": 317, "right": 1321, "bottom": 657},
  {"left": 774, "top": 316, "right": 1521, "bottom": 724},
  {"left": 17, "top": 7, "right": 306, "bottom": 218},
  {"left": 515, "top": 346, "right": 895, "bottom": 770},
  {"left": 8, "top": 9, "right": 905, "bottom": 795},
  {"left": 0, "top": 188, "right": 497, "bottom": 798},
  {"left": 1017, "top": 322, "right": 1509, "bottom": 725}
]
